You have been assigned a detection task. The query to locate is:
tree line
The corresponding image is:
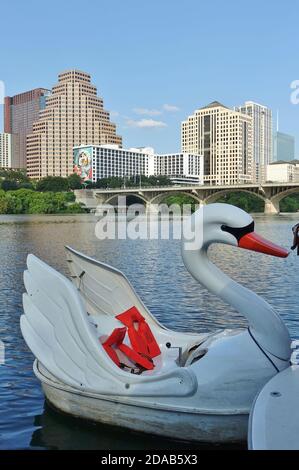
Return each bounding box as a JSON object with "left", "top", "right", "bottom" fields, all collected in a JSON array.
[
  {"left": 1, "top": 169, "right": 299, "bottom": 213},
  {"left": 0, "top": 170, "right": 82, "bottom": 192},
  {"left": 87, "top": 175, "right": 173, "bottom": 189},
  {"left": 0, "top": 171, "right": 85, "bottom": 214},
  {"left": 0, "top": 172, "right": 175, "bottom": 214},
  {"left": 0, "top": 189, "right": 85, "bottom": 215}
]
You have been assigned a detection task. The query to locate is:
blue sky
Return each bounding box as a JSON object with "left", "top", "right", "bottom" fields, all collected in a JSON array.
[{"left": 1, "top": 0, "right": 299, "bottom": 154}]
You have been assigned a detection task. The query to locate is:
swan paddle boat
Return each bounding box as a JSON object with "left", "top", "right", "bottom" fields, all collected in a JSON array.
[
  {"left": 20, "top": 203, "right": 291, "bottom": 443},
  {"left": 248, "top": 365, "right": 299, "bottom": 449}
]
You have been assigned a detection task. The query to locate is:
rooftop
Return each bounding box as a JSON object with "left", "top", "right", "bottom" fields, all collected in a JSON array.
[
  {"left": 270, "top": 160, "right": 299, "bottom": 165},
  {"left": 200, "top": 101, "right": 229, "bottom": 110},
  {"left": 58, "top": 70, "right": 92, "bottom": 83}
]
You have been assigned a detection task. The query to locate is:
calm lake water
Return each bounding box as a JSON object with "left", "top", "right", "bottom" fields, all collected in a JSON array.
[{"left": 0, "top": 212, "right": 299, "bottom": 450}]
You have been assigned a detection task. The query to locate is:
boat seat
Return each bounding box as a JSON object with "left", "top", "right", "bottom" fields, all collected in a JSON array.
[
  {"left": 116, "top": 307, "right": 161, "bottom": 359},
  {"left": 101, "top": 326, "right": 154, "bottom": 371}
]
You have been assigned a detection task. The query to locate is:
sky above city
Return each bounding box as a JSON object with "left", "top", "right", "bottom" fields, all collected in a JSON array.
[{"left": 1, "top": 0, "right": 299, "bottom": 154}]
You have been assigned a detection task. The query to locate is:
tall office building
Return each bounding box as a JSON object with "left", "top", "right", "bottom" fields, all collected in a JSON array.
[
  {"left": 235, "top": 101, "right": 272, "bottom": 182},
  {"left": 0, "top": 133, "right": 12, "bottom": 168},
  {"left": 27, "top": 70, "right": 122, "bottom": 178},
  {"left": 181, "top": 101, "right": 253, "bottom": 185},
  {"left": 4, "top": 88, "right": 51, "bottom": 168},
  {"left": 273, "top": 131, "right": 295, "bottom": 162}
]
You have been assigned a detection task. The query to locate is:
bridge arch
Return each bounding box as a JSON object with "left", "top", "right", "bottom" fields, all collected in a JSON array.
[
  {"left": 203, "top": 188, "right": 267, "bottom": 206},
  {"left": 270, "top": 187, "right": 299, "bottom": 208},
  {"left": 149, "top": 190, "right": 202, "bottom": 206},
  {"left": 104, "top": 192, "right": 149, "bottom": 206}
]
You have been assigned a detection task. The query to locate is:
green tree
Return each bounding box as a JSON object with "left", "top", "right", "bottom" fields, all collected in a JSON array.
[
  {"left": 95, "top": 177, "right": 124, "bottom": 189},
  {"left": 36, "top": 176, "right": 69, "bottom": 192},
  {"left": 216, "top": 192, "right": 264, "bottom": 212},
  {"left": 280, "top": 195, "right": 299, "bottom": 212},
  {"left": 94, "top": 175, "right": 172, "bottom": 189},
  {"left": 65, "top": 203, "right": 86, "bottom": 213},
  {"left": 5, "top": 193, "right": 24, "bottom": 213},
  {"left": 0, "top": 168, "right": 29, "bottom": 183},
  {"left": 67, "top": 173, "right": 82, "bottom": 190},
  {"left": 1, "top": 179, "right": 18, "bottom": 191},
  {"left": 0, "top": 190, "right": 8, "bottom": 214},
  {"left": 0, "top": 188, "right": 86, "bottom": 214},
  {"left": 18, "top": 181, "right": 35, "bottom": 190},
  {"left": 64, "top": 191, "right": 76, "bottom": 202},
  {"left": 164, "top": 194, "right": 197, "bottom": 212}
]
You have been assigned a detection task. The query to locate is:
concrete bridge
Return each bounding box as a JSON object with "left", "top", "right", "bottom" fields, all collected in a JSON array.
[{"left": 74, "top": 182, "right": 299, "bottom": 215}]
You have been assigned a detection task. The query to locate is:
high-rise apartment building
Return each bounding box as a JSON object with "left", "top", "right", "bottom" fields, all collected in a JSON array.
[
  {"left": 26, "top": 70, "right": 122, "bottom": 178},
  {"left": 73, "top": 144, "right": 203, "bottom": 185},
  {"left": 235, "top": 101, "right": 272, "bottom": 182},
  {"left": 153, "top": 152, "right": 203, "bottom": 184},
  {"left": 4, "top": 88, "right": 51, "bottom": 168},
  {"left": 273, "top": 131, "right": 295, "bottom": 162},
  {"left": 181, "top": 101, "right": 253, "bottom": 185},
  {"left": 0, "top": 133, "right": 12, "bottom": 168}
]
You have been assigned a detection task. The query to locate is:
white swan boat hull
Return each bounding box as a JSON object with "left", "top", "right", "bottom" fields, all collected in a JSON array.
[
  {"left": 20, "top": 204, "right": 292, "bottom": 445},
  {"left": 35, "top": 361, "right": 248, "bottom": 443}
]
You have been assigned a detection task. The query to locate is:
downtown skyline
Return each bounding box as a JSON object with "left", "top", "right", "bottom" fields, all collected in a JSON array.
[
  {"left": 1, "top": 66, "right": 295, "bottom": 164},
  {"left": 0, "top": 68, "right": 293, "bottom": 184},
  {"left": 0, "top": 0, "right": 299, "bottom": 155}
]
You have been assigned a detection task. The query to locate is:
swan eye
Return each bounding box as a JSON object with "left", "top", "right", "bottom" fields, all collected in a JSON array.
[{"left": 221, "top": 221, "right": 254, "bottom": 241}]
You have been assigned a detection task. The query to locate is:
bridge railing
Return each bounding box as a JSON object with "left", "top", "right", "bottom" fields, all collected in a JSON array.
[
  {"left": 91, "top": 184, "right": 264, "bottom": 192},
  {"left": 92, "top": 184, "right": 200, "bottom": 191},
  {"left": 78, "top": 182, "right": 299, "bottom": 192}
]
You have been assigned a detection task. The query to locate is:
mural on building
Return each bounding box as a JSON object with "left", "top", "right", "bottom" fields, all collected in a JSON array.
[{"left": 74, "top": 147, "right": 92, "bottom": 182}]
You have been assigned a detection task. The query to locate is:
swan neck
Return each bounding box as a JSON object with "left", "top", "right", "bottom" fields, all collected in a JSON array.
[{"left": 182, "top": 243, "right": 291, "bottom": 361}]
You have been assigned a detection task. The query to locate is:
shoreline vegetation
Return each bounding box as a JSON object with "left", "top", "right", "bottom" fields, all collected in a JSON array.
[
  {"left": 0, "top": 169, "right": 299, "bottom": 214},
  {"left": 0, "top": 170, "right": 85, "bottom": 215},
  {"left": 0, "top": 189, "right": 85, "bottom": 214}
]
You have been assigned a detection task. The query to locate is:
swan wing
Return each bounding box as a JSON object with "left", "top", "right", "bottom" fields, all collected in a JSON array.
[
  {"left": 20, "top": 253, "right": 198, "bottom": 398},
  {"left": 65, "top": 246, "right": 162, "bottom": 327},
  {"left": 21, "top": 254, "right": 113, "bottom": 390}
]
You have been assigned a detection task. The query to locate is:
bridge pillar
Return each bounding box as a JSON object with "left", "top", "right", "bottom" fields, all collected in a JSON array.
[
  {"left": 145, "top": 201, "right": 175, "bottom": 214},
  {"left": 74, "top": 189, "right": 99, "bottom": 210},
  {"left": 144, "top": 201, "right": 157, "bottom": 213},
  {"left": 264, "top": 198, "right": 279, "bottom": 215}
]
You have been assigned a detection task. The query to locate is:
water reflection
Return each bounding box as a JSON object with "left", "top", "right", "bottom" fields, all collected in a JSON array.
[{"left": 0, "top": 213, "right": 298, "bottom": 449}]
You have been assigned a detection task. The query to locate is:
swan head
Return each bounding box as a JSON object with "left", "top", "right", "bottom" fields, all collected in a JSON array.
[{"left": 183, "top": 203, "right": 289, "bottom": 258}]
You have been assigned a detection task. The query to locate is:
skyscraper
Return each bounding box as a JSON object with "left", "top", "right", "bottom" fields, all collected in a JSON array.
[
  {"left": 273, "top": 131, "right": 295, "bottom": 161},
  {"left": 4, "top": 88, "right": 51, "bottom": 168},
  {"left": 181, "top": 101, "right": 253, "bottom": 185},
  {"left": 26, "top": 70, "right": 122, "bottom": 178},
  {"left": 235, "top": 101, "right": 272, "bottom": 182},
  {"left": 0, "top": 133, "right": 12, "bottom": 168}
]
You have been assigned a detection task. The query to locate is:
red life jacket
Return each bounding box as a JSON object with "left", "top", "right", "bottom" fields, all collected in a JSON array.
[
  {"left": 116, "top": 306, "right": 161, "bottom": 358},
  {"left": 101, "top": 326, "right": 154, "bottom": 370}
]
